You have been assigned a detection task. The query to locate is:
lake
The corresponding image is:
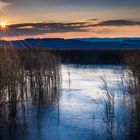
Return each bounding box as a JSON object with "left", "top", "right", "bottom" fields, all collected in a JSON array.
[{"left": 1, "top": 65, "right": 135, "bottom": 140}]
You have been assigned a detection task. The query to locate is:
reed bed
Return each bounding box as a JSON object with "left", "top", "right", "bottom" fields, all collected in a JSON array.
[
  {"left": 99, "top": 52, "right": 140, "bottom": 139},
  {"left": 123, "top": 53, "right": 140, "bottom": 139},
  {"left": 0, "top": 47, "right": 61, "bottom": 131}
]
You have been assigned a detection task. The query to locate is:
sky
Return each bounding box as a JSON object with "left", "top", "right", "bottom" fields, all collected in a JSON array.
[{"left": 0, "top": 0, "right": 140, "bottom": 40}]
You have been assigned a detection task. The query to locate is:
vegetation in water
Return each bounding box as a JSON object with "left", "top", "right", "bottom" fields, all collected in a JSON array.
[{"left": 0, "top": 47, "right": 61, "bottom": 132}]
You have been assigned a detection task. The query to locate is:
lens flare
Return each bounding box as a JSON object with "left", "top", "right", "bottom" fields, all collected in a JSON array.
[{"left": 0, "top": 22, "right": 6, "bottom": 28}]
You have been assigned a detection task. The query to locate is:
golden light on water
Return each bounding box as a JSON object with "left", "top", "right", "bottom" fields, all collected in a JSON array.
[{"left": 0, "top": 22, "right": 7, "bottom": 28}]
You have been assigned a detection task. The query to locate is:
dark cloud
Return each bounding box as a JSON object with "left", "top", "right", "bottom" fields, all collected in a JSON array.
[
  {"left": 92, "top": 19, "right": 140, "bottom": 27},
  {"left": 1, "top": 22, "right": 87, "bottom": 37},
  {"left": 85, "top": 19, "right": 99, "bottom": 22},
  {"left": 1, "top": 19, "right": 140, "bottom": 38}
]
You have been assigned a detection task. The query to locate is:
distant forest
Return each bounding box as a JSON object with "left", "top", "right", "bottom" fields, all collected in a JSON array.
[
  {"left": 0, "top": 38, "right": 140, "bottom": 49},
  {"left": 0, "top": 38, "right": 140, "bottom": 64}
]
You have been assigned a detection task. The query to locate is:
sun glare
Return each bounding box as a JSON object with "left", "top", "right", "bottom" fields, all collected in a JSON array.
[{"left": 0, "top": 22, "right": 7, "bottom": 28}]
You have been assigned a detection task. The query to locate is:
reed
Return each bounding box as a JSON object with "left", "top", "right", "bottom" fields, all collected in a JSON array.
[
  {"left": 0, "top": 47, "right": 61, "bottom": 132},
  {"left": 100, "top": 76, "right": 115, "bottom": 139},
  {"left": 123, "top": 53, "right": 140, "bottom": 139}
]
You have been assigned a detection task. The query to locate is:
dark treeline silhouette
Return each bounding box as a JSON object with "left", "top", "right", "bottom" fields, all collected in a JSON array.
[
  {"left": 1, "top": 38, "right": 140, "bottom": 49},
  {"left": 0, "top": 48, "right": 61, "bottom": 136},
  {"left": 51, "top": 49, "right": 140, "bottom": 64}
]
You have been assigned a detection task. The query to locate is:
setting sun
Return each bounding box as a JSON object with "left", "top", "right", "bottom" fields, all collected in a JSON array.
[{"left": 0, "top": 22, "right": 7, "bottom": 28}]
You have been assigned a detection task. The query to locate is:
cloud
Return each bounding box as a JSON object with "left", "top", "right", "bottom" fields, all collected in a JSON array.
[
  {"left": 1, "top": 19, "right": 140, "bottom": 38},
  {"left": 4, "top": 22, "right": 88, "bottom": 37},
  {"left": 0, "top": 1, "right": 10, "bottom": 11},
  {"left": 85, "top": 19, "right": 99, "bottom": 22},
  {"left": 92, "top": 19, "right": 140, "bottom": 27}
]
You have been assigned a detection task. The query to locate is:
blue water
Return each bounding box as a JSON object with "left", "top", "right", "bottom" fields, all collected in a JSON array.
[{"left": 1, "top": 65, "right": 132, "bottom": 140}]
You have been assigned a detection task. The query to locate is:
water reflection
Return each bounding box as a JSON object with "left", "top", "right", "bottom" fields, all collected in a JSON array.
[{"left": 0, "top": 65, "right": 138, "bottom": 140}]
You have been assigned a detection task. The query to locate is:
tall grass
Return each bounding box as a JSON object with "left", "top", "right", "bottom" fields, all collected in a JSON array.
[
  {"left": 123, "top": 53, "right": 140, "bottom": 139},
  {"left": 100, "top": 52, "right": 140, "bottom": 139},
  {"left": 100, "top": 76, "right": 115, "bottom": 139},
  {"left": 0, "top": 47, "right": 61, "bottom": 132}
]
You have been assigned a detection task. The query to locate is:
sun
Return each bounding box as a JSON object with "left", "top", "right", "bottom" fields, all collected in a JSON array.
[{"left": 0, "top": 22, "right": 7, "bottom": 28}]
